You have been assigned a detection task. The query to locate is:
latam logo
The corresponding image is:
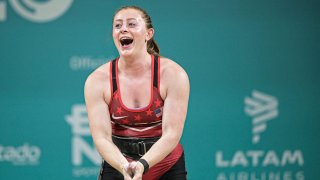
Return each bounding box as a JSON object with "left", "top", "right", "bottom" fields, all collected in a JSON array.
[
  {"left": 244, "top": 90, "right": 278, "bottom": 144},
  {"left": 214, "top": 90, "right": 304, "bottom": 180},
  {"left": 0, "top": 0, "right": 73, "bottom": 23}
]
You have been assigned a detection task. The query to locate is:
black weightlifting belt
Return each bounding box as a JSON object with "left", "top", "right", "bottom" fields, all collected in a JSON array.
[{"left": 112, "top": 135, "right": 160, "bottom": 160}]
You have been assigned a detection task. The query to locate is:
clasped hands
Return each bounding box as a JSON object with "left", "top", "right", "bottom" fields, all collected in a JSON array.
[{"left": 122, "top": 161, "right": 144, "bottom": 180}]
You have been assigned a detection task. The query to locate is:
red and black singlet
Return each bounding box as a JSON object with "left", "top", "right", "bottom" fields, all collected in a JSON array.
[
  {"left": 109, "top": 54, "right": 163, "bottom": 137},
  {"left": 108, "top": 55, "right": 183, "bottom": 179}
]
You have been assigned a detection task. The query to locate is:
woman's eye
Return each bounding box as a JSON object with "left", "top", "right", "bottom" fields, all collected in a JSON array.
[
  {"left": 128, "top": 23, "right": 136, "bottom": 27},
  {"left": 114, "top": 24, "right": 121, "bottom": 29}
]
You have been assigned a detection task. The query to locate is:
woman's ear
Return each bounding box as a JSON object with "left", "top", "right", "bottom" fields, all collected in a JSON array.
[{"left": 146, "top": 28, "right": 154, "bottom": 41}]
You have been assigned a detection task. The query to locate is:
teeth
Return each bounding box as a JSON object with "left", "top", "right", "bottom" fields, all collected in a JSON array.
[
  {"left": 120, "top": 37, "right": 132, "bottom": 41},
  {"left": 121, "top": 37, "right": 130, "bottom": 39}
]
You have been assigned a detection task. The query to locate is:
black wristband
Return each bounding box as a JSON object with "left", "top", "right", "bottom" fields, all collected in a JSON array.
[{"left": 138, "top": 158, "right": 149, "bottom": 174}]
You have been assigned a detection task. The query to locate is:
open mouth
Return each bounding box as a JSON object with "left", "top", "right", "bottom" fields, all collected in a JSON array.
[{"left": 120, "top": 37, "right": 134, "bottom": 47}]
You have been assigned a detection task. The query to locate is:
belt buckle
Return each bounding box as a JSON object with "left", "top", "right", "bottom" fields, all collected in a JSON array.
[{"left": 138, "top": 141, "right": 146, "bottom": 156}]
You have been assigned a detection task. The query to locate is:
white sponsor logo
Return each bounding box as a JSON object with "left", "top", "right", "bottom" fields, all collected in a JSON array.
[
  {"left": 111, "top": 113, "right": 128, "bottom": 120},
  {"left": 216, "top": 171, "right": 304, "bottom": 180},
  {"left": 0, "top": 0, "right": 73, "bottom": 23},
  {"left": 214, "top": 90, "right": 305, "bottom": 180},
  {"left": 244, "top": 90, "right": 278, "bottom": 144},
  {"left": 216, "top": 150, "right": 304, "bottom": 167},
  {"left": 69, "top": 56, "right": 114, "bottom": 71},
  {"left": 65, "top": 104, "right": 100, "bottom": 177},
  {"left": 0, "top": 143, "right": 41, "bottom": 165}
]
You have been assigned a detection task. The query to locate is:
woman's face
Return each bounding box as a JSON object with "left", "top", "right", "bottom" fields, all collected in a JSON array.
[{"left": 112, "top": 9, "right": 152, "bottom": 57}]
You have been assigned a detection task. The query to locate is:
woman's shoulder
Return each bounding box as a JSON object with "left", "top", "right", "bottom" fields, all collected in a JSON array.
[
  {"left": 85, "top": 61, "right": 111, "bottom": 92},
  {"left": 159, "top": 56, "right": 189, "bottom": 81},
  {"left": 159, "top": 56, "right": 189, "bottom": 98},
  {"left": 87, "top": 62, "right": 110, "bottom": 81}
]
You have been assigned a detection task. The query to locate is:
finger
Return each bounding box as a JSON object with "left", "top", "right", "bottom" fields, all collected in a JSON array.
[
  {"left": 125, "top": 163, "right": 130, "bottom": 171},
  {"left": 132, "top": 170, "right": 142, "bottom": 180},
  {"left": 124, "top": 174, "right": 133, "bottom": 180},
  {"left": 129, "top": 161, "right": 137, "bottom": 169},
  {"left": 132, "top": 174, "right": 142, "bottom": 180}
]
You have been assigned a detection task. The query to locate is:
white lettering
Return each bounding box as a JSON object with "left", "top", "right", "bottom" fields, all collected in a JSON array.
[
  {"left": 238, "top": 172, "right": 248, "bottom": 180},
  {"left": 66, "top": 104, "right": 101, "bottom": 177},
  {"left": 281, "top": 150, "right": 304, "bottom": 166},
  {"left": 250, "top": 172, "right": 264, "bottom": 180},
  {"left": 215, "top": 171, "right": 304, "bottom": 180},
  {"left": 69, "top": 56, "right": 112, "bottom": 71},
  {"left": 72, "top": 137, "right": 100, "bottom": 166},
  {"left": 0, "top": 143, "right": 41, "bottom": 165},
  {"left": 216, "top": 172, "right": 228, "bottom": 180},
  {"left": 216, "top": 151, "right": 229, "bottom": 167},
  {"left": 72, "top": 167, "right": 100, "bottom": 177},
  {"left": 215, "top": 150, "right": 304, "bottom": 168},
  {"left": 66, "top": 104, "right": 90, "bottom": 135},
  {"left": 263, "top": 150, "right": 280, "bottom": 166},
  {"left": 231, "top": 151, "right": 248, "bottom": 167},
  {"left": 247, "top": 151, "right": 263, "bottom": 167},
  {"left": 283, "top": 171, "right": 292, "bottom": 180},
  {"left": 269, "top": 172, "right": 280, "bottom": 180}
]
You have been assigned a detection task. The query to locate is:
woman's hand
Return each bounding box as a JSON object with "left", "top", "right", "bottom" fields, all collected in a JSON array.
[
  {"left": 122, "top": 162, "right": 135, "bottom": 180},
  {"left": 122, "top": 161, "right": 144, "bottom": 180},
  {"left": 131, "top": 161, "right": 144, "bottom": 180}
]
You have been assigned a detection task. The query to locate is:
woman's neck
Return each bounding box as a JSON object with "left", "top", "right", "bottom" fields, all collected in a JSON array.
[{"left": 118, "top": 52, "right": 151, "bottom": 77}]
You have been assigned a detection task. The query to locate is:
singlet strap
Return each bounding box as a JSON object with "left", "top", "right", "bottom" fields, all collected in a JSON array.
[
  {"left": 153, "top": 55, "right": 160, "bottom": 89},
  {"left": 111, "top": 56, "right": 159, "bottom": 94},
  {"left": 111, "top": 59, "right": 117, "bottom": 93}
]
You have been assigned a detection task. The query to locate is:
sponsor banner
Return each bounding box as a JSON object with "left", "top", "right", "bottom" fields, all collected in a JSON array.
[
  {"left": 214, "top": 90, "right": 305, "bottom": 180},
  {"left": 1, "top": 1, "right": 319, "bottom": 179}
]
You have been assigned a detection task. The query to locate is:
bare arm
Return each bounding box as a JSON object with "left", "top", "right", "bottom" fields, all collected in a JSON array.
[
  {"left": 84, "top": 69, "right": 131, "bottom": 176},
  {"left": 135, "top": 60, "right": 190, "bottom": 175}
]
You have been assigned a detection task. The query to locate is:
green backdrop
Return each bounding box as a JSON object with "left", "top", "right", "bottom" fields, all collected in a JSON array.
[{"left": 0, "top": 0, "right": 319, "bottom": 179}]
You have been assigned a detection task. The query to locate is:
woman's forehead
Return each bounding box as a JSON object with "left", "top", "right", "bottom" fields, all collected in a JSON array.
[{"left": 114, "top": 9, "right": 143, "bottom": 21}]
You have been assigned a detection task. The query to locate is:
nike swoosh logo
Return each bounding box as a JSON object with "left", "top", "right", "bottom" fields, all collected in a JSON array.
[{"left": 112, "top": 114, "right": 128, "bottom": 120}]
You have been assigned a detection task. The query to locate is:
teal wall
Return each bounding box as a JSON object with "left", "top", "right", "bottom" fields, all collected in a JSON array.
[{"left": 0, "top": 0, "right": 319, "bottom": 179}]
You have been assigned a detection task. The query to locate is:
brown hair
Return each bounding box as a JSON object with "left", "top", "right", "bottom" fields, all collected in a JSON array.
[{"left": 114, "top": 6, "right": 160, "bottom": 55}]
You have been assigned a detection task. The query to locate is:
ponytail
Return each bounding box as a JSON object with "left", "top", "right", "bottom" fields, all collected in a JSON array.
[{"left": 147, "top": 38, "right": 160, "bottom": 55}]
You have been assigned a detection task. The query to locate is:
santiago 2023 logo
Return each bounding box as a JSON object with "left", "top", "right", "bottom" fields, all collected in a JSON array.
[{"left": 0, "top": 0, "right": 73, "bottom": 23}]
